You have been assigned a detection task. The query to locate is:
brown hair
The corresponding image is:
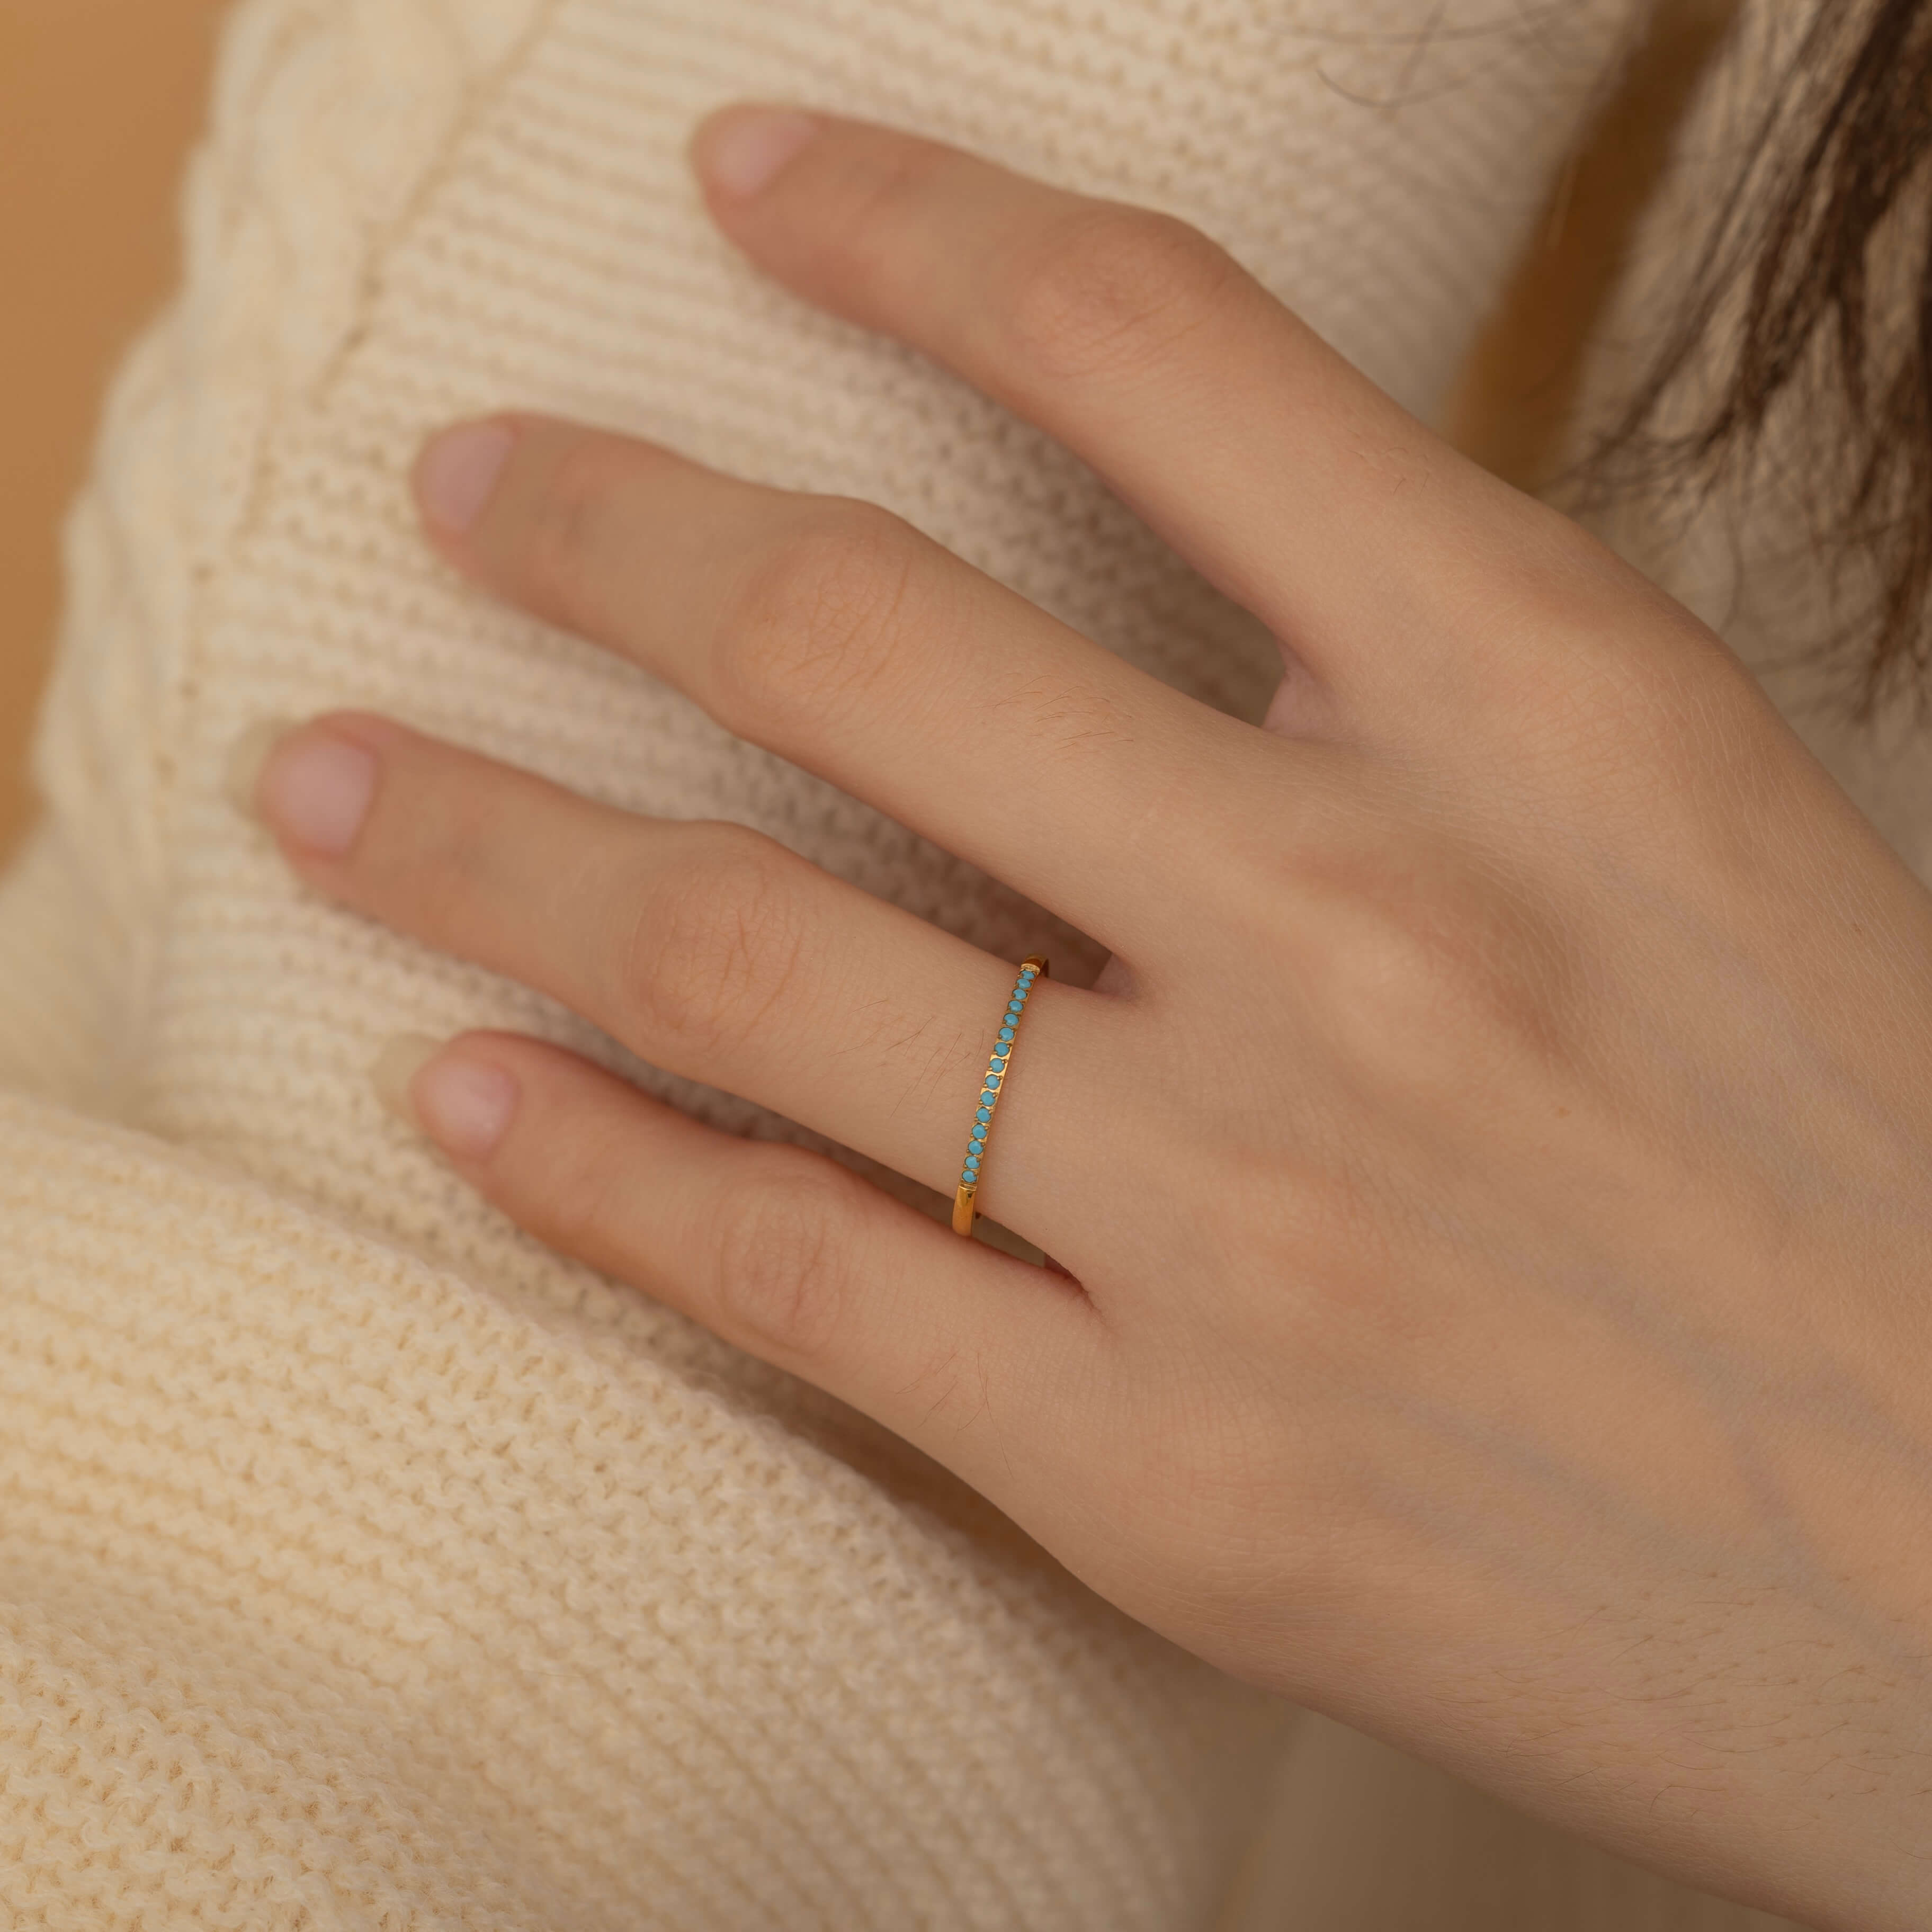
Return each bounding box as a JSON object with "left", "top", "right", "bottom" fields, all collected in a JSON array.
[{"left": 1587, "top": 0, "right": 1932, "bottom": 714}]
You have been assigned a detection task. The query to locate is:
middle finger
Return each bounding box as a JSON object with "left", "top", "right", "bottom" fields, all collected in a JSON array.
[{"left": 414, "top": 414, "right": 1281, "bottom": 961}]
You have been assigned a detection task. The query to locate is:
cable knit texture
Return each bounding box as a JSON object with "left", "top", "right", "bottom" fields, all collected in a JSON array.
[{"left": 2, "top": 1, "right": 1841, "bottom": 1925}]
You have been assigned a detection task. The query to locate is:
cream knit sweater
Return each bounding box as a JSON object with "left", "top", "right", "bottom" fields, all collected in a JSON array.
[{"left": 0, "top": 0, "right": 1850, "bottom": 1924}]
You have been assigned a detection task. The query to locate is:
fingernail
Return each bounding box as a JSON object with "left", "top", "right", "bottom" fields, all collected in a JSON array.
[
  {"left": 255, "top": 729, "right": 379, "bottom": 856},
  {"left": 417, "top": 419, "right": 517, "bottom": 535},
  {"left": 694, "top": 106, "right": 820, "bottom": 199},
  {"left": 224, "top": 717, "right": 297, "bottom": 818},
  {"left": 377, "top": 1036, "right": 521, "bottom": 1161}
]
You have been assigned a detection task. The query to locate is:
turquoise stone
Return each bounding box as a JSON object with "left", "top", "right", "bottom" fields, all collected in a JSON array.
[
  {"left": 998, "top": 1026, "right": 1014, "bottom": 1041},
  {"left": 974, "top": 1108, "right": 991, "bottom": 1123}
]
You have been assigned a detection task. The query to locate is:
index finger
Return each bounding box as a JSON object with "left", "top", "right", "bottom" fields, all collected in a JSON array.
[{"left": 691, "top": 107, "right": 1566, "bottom": 706}]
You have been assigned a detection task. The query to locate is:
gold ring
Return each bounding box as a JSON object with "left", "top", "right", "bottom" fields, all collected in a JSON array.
[{"left": 952, "top": 955, "right": 1048, "bottom": 1236}]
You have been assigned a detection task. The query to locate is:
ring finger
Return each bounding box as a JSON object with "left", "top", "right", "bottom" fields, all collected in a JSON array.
[{"left": 236, "top": 711, "right": 1115, "bottom": 1239}]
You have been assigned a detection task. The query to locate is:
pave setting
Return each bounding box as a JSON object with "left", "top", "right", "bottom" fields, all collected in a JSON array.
[{"left": 953, "top": 956, "right": 1046, "bottom": 1235}]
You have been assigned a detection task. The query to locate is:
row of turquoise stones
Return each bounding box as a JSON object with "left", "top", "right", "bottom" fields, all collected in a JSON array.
[{"left": 960, "top": 962, "right": 1040, "bottom": 1191}]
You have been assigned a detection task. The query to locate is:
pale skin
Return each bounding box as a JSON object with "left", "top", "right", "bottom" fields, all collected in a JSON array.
[{"left": 234, "top": 105, "right": 1932, "bottom": 1928}]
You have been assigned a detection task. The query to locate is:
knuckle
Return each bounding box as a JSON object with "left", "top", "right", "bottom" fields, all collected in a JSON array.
[
  {"left": 516, "top": 436, "right": 634, "bottom": 634},
  {"left": 1294, "top": 849, "right": 1551, "bottom": 1083},
  {"left": 621, "top": 826, "right": 811, "bottom": 1058},
  {"left": 1324, "top": 905, "right": 1462, "bottom": 1052},
  {"left": 1000, "top": 205, "right": 1239, "bottom": 383},
  {"left": 712, "top": 503, "right": 923, "bottom": 735},
  {"left": 708, "top": 1156, "right": 862, "bottom": 1358}
]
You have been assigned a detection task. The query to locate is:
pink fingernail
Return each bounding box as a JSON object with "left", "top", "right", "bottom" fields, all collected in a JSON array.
[
  {"left": 258, "top": 731, "right": 379, "bottom": 856},
  {"left": 414, "top": 1054, "right": 521, "bottom": 1161},
  {"left": 696, "top": 107, "right": 820, "bottom": 199},
  {"left": 418, "top": 421, "right": 517, "bottom": 534}
]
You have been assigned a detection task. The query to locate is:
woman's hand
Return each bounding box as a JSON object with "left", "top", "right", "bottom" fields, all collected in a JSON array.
[{"left": 236, "top": 108, "right": 1932, "bottom": 1927}]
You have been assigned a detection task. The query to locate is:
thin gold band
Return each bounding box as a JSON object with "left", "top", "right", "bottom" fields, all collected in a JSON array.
[{"left": 952, "top": 955, "right": 1048, "bottom": 1236}]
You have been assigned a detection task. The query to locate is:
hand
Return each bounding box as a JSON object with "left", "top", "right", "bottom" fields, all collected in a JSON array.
[{"left": 235, "top": 107, "right": 1932, "bottom": 1927}]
